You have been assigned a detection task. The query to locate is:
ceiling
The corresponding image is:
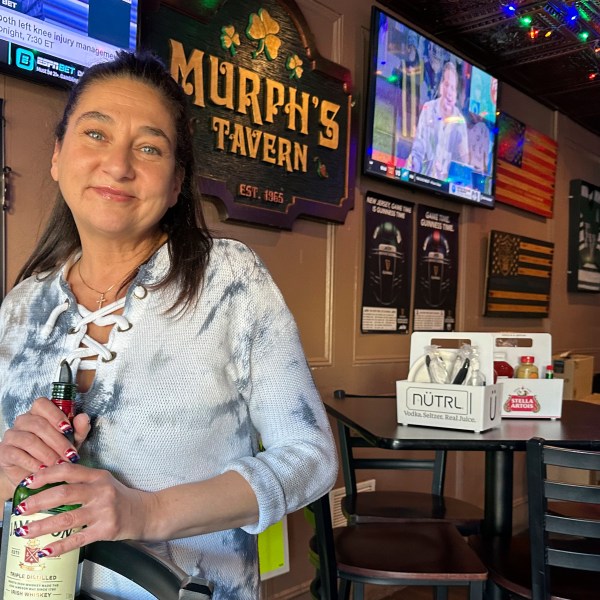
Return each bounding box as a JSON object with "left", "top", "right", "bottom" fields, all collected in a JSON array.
[{"left": 379, "top": 0, "right": 600, "bottom": 136}]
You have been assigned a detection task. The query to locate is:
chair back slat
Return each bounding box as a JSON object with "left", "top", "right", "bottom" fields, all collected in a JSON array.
[
  {"left": 547, "top": 548, "right": 600, "bottom": 571},
  {"left": 545, "top": 480, "right": 600, "bottom": 504},
  {"left": 544, "top": 446, "right": 600, "bottom": 471},
  {"left": 352, "top": 458, "right": 438, "bottom": 470},
  {"left": 527, "top": 437, "right": 600, "bottom": 599},
  {"left": 546, "top": 513, "right": 600, "bottom": 537}
]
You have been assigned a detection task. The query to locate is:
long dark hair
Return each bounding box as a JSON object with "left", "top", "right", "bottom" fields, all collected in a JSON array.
[{"left": 15, "top": 51, "right": 212, "bottom": 313}]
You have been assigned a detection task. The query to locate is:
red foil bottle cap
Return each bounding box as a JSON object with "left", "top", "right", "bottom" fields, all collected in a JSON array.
[
  {"left": 520, "top": 355, "right": 535, "bottom": 364},
  {"left": 52, "top": 397, "right": 76, "bottom": 420},
  {"left": 52, "top": 361, "right": 78, "bottom": 420}
]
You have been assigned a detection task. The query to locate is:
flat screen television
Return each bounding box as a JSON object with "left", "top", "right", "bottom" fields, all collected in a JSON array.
[
  {"left": 363, "top": 7, "right": 498, "bottom": 208},
  {"left": 0, "top": 0, "right": 138, "bottom": 87}
]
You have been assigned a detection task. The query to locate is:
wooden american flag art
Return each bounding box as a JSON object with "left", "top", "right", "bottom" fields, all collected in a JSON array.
[
  {"left": 484, "top": 230, "right": 554, "bottom": 318},
  {"left": 495, "top": 112, "right": 558, "bottom": 218}
]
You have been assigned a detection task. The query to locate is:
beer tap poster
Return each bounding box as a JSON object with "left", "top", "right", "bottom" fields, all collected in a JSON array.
[
  {"left": 413, "top": 206, "right": 459, "bottom": 331},
  {"left": 361, "top": 192, "right": 414, "bottom": 333}
]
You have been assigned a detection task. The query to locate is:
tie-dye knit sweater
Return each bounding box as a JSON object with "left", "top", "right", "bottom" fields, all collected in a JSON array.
[{"left": 0, "top": 238, "right": 337, "bottom": 600}]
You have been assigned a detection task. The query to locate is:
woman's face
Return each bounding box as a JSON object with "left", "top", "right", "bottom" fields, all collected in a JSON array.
[{"left": 51, "top": 77, "right": 182, "bottom": 245}]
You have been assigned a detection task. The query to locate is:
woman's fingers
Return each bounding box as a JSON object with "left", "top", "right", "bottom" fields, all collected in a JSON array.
[
  {"left": 0, "top": 430, "right": 72, "bottom": 488},
  {"left": 1, "top": 423, "right": 80, "bottom": 467},
  {"left": 13, "top": 502, "right": 90, "bottom": 559},
  {"left": 14, "top": 398, "right": 77, "bottom": 444},
  {"left": 0, "top": 398, "right": 87, "bottom": 487},
  {"left": 10, "top": 465, "right": 153, "bottom": 558},
  {"left": 72, "top": 412, "right": 91, "bottom": 448},
  {"left": 29, "top": 396, "right": 74, "bottom": 427}
]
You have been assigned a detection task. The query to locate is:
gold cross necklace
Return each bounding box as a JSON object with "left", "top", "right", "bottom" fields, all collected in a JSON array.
[{"left": 77, "top": 261, "right": 120, "bottom": 309}]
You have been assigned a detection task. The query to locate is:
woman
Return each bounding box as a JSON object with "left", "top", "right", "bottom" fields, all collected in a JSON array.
[{"left": 0, "top": 51, "right": 337, "bottom": 599}]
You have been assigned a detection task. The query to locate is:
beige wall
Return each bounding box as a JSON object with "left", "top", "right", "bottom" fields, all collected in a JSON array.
[{"left": 2, "top": 1, "right": 599, "bottom": 598}]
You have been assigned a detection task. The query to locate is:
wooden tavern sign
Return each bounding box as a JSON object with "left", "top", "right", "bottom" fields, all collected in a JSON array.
[{"left": 141, "top": 0, "right": 354, "bottom": 229}]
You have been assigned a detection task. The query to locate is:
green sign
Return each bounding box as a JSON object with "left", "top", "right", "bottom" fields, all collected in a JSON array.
[{"left": 141, "top": 0, "right": 354, "bottom": 229}]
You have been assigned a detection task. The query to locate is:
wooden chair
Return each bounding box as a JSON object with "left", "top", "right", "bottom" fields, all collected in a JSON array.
[
  {"left": 307, "top": 493, "right": 487, "bottom": 600},
  {"left": 80, "top": 540, "right": 213, "bottom": 600},
  {"left": 334, "top": 389, "right": 483, "bottom": 534},
  {"left": 470, "top": 437, "right": 600, "bottom": 600}
]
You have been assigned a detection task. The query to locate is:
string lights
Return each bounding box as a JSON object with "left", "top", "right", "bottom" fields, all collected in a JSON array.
[
  {"left": 500, "top": 1, "right": 595, "bottom": 38},
  {"left": 591, "top": 39, "right": 600, "bottom": 78},
  {"left": 499, "top": 1, "right": 600, "bottom": 80}
]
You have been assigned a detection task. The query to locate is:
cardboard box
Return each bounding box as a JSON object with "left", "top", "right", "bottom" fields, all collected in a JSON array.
[
  {"left": 396, "top": 332, "right": 501, "bottom": 433},
  {"left": 493, "top": 333, "right": 563, "bottom": 419},
  {"left": 552, "top": 354, "right": 595, "bottom": 400}
]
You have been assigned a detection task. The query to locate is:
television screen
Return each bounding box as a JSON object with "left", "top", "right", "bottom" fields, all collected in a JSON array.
[
  {"left": 363, "top": 7, "right": 498, "bottom": 208},
  {"left": 0, "top": 0, "right": 138, "bottom": 87}
]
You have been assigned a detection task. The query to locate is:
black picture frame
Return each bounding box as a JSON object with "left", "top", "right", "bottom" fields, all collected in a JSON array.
[{"left": 567, "top": 179, "right": 600, "bottom": 293}]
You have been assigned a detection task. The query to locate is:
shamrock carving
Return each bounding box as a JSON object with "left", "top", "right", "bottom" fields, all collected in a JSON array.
[
  {"left": 246, "top": 9, "right": 281, "bottom": 60},
  {"left": 286, "top": 54, "right": 303, "bottom": 79},
  {"left": 221, "top": 25, "right": 241, "bottom": 56}
]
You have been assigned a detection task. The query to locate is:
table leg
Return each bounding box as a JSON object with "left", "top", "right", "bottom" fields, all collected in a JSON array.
[
  {"left": 485, "top": 579, "right": 506, "bottom": 600},
  {"left": 484, "top": 449, "right": 513, "bottom": 537},
  {"left": 483, "top": 450, "right": 514, "bottom": 600}
]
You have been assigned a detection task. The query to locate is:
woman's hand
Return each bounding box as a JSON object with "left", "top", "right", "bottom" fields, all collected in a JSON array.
[
  {"left": 10, "top": 462, "right": 154, "bottom": 558},
  {"left": 12, "top": 467, "right": 260, "bottom": 557},
  {"left": 0, "top": 397, "right": 91, "bottom": 491}
]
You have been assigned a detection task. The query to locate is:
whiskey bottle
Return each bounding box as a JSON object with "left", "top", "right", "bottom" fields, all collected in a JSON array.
[{"left": 2, "top": 361, "right": 82, "bottom": 600}]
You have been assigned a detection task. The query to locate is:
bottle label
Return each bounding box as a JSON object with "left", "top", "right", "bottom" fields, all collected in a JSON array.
[{"left": 4, "top": 512, "right": 80, "bottom": 600}]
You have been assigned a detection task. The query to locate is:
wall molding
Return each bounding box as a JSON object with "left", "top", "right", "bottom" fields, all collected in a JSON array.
[
  {"left": 352, "top": 354, "right": 409, "bottom": 366},
  {"left": 307, "top": 222, "right": 336, "bottom": 367},
  {"left": 261, "top": 578, "right": 312, "bottom": 599},
  {"left": 295, "top": 0, "right": 344, "bottom": 64},
  {"left": 294, "top": 0, "right": 342, "bottom": 370}
]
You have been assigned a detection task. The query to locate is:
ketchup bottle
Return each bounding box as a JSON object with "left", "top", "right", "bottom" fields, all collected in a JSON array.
[{"left": 493, "top": 351, "right": 514, "bottom": 382}]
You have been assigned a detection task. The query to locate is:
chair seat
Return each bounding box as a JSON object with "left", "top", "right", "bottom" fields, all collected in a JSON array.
[
  {"left": 333, "top": 521, "right": 487, "bottom": 582},
  {"left": 470, "top": 531, "right": 600, "bottom": 600},
  {"left": 343, "top": 491, "right": 483, "bottom": 534}
]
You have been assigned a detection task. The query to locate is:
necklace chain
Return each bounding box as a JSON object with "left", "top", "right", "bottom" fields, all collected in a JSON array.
[
  {"left": 75, "top": 236, "right": 165, "bottom": 309},
  {"left": 77, "top": 261, "right": 121, "bottom": 309}
]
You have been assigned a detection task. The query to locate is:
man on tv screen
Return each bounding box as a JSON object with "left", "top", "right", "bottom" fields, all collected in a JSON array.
[{"left": 406, "top": 60, "right": 469, "bottom": 181}]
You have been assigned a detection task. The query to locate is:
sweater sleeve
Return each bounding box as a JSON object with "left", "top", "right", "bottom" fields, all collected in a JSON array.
[{"left": 222, "top": 251, "right": 338, "bottom": 534}]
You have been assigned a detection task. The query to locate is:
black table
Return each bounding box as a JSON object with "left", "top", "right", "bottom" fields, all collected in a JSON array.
[
  {"left": 325, "top": 397, "right": 600, "bottom": 599},
  {"left": 324, "top": 396, "right": 600, "bottom": 537}
]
